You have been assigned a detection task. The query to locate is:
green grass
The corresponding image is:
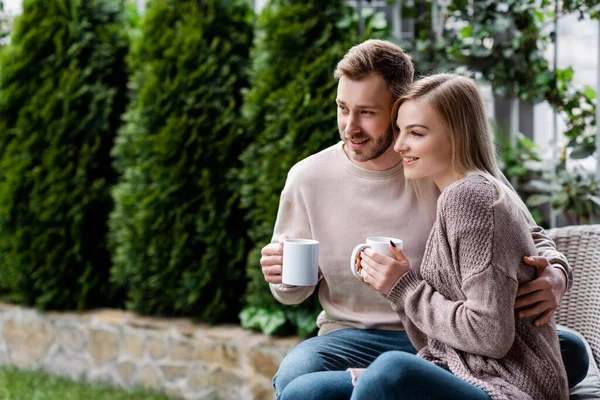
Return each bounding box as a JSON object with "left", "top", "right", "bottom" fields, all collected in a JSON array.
[{"left": 0, "top": 368, "right": 170, "bottom": 400}]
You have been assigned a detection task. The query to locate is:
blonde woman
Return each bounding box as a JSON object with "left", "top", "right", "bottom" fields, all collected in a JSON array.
[{"left": 352, "top": 74, "right": 569, "bottom": 399}]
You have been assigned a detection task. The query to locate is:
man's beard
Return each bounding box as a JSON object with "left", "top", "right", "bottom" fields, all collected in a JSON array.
[{"left": 341, "top": 126, "right": 395, "bottom": 162}]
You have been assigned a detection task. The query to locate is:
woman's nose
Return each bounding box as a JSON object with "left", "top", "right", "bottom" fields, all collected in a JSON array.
[{"left": 393, "top": 136, "right": 407, "bottom": 153}]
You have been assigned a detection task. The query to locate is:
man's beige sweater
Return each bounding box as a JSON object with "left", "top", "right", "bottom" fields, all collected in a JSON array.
[
  {"left": 388, "top": 174, "right": 569, "bottom": 399},
  {"left": 270, "top": 143, "right": 572, "bottom": 336}
]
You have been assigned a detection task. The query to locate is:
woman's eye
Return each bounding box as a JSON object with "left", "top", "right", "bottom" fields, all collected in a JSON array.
[{"left": 411, "top": 131, "right": 423, "bottom": 137}]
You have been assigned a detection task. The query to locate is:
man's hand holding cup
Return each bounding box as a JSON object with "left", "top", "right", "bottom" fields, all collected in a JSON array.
[
  {"left": 260, "top": 235, "right": 288, "bottom": 284},
  {"left": 261, "top": 235, "right": 320, "bottom": 286}
]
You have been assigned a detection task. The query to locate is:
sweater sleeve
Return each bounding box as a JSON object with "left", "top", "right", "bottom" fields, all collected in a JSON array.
[
  {"left": 529, "top": 226, "right": 573, "bottom": 292},
  {"left": 498, "top": 171, "right": 572, "bottom": 291},
  {"left": 387, "top": 179, "right": 520, "bottom": 359},
  {"left": 269, "top": 193, "right": 316, "bottom": 305}
]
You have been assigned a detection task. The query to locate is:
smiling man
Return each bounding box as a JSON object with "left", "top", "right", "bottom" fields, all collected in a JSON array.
[
  {"left": 259, "top": 39, "right": 588, "bottom": 399},
  {"left": 336, "top": 74, "right": 397, "bottom": 168}
]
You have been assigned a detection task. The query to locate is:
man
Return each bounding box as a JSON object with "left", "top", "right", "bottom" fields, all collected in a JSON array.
[{"left": 260, "top": 40, "right": 588, "bottom": 399}]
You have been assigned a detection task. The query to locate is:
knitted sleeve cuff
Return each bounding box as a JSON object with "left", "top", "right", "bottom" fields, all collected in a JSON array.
[
  {"left": 551, "top": 263, "right": 571, "bottom": 294},
  {"left": 386, "top": 270, "right": 420, "bottom": 306}
]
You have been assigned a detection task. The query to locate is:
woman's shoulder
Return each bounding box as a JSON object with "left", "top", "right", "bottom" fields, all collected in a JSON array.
[{"left": 439, "top": 174, "right": 496, "bottom": 213}]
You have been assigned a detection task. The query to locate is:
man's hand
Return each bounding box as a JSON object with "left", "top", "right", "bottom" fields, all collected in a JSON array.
[
  {"left": 260, "top": 235, "right": 288, "bottom": 284},
  {"left": 515, "top": 256, "right": 567, "bottom": 326}
]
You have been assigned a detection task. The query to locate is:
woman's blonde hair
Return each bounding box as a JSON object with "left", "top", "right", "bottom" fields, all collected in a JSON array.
[{"left": 392, "top": 74, "right": 533, "bottom": 224}]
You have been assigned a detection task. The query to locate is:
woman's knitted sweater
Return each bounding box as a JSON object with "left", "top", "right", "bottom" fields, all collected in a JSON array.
[{"left": 387, "top": 174, "right": 569, "bottom": 400}]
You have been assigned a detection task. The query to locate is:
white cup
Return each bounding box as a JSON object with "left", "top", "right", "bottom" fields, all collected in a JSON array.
[
  {"left": 350, "top": 236, "right": 403, "bottom": 278},
  {"left": 282, "top": 239, "right": 319, "bottom": 286}
]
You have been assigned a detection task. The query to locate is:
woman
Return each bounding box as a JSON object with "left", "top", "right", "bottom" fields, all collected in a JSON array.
[{"left": 352, "top": 74, "right": 569, "bottom": 399}]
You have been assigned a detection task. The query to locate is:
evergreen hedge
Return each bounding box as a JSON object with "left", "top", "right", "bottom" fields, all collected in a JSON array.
[
  {"left": 0, "top": 1, "right": 9, "bottom": 45},
  {"left": 237, "top": 0, "right": 360, "bottom": 336},
  {"left": 109, "top": 0, "right": 253, "bottom": 323},
  {"left": 0, "top": 0, "right": 129, "bottom": 309}
]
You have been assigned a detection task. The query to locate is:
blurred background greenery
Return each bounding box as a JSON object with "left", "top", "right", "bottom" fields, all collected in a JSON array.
[{"left": 0, "top": 0, "right": 597, "bottom": 337}]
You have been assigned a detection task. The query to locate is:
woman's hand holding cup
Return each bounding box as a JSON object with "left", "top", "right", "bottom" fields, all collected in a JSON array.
[{"left": 352, "top": 237, "right": 412, "bottom": 295}]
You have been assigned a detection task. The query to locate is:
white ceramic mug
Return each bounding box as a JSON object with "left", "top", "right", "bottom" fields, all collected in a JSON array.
[
  {"left": 282, "top": 239, "right": 320, "bottom": 286},
  {"left": 350, "top": 236, "right": 403, "bottom": 278}
]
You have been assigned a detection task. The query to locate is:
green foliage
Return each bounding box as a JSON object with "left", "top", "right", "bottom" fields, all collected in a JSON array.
[
  {"left": 109, "top": 0, "right": 253, "bottom": 323},
  {"left": 527, "top": 164, "right": 600, "bottom": 225},
  {"left": 444, "top": 0, "right": 554, "bottom": 101},
  {"left": 0, "top": 0, "right": 9, "bottom": 46},
  {"left": 562, "top": 0, "right": 600, "bottom": 19},
  {"left": 240, "top": 306, "right": 320, "bottom": 338},
  {"left": 0, "top": 0, "right": 129, "bottom": 310},
  {"left": 547, "top": 68, "right": 597, "bottom": 159},
  {"left": 236, "top": 0, "right": 358, "bottom": 336},
  {"left": 497, "top": 132, "right": 546, "bottom": 224},
  {"left": 336, "top": 4, "right": 393, "bottom": 36},
  {"left": 399, "top": 1, "right": 457, "bottom": 76},
  {"left": 498, "top": 132, "right": 542, "bottom": 181}
]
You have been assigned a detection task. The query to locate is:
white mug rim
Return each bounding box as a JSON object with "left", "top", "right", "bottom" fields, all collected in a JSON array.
[
  {"left": 366, "top": 236, "right": 402, "bottom": 244},
  {"left": 285, "top": 239, "right": 319, "bottom": 245}
]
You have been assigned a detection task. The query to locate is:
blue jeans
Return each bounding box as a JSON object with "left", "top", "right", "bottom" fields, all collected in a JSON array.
[
  {"left": 275, "top": 328, "right": 589, "bottom": 399},
  {"left": 350, "top": 351, "right": 491, "bottom": 400},
  {"left": 559, "top": 330, "right": 590, "bottom": 388},
  {"left": 276, "top": 329, "right": 415, "bottom": 400}
]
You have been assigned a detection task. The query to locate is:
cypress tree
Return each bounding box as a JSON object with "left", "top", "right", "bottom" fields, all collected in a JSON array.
[
  {"left": 109, "top": 0, "right": 253, "bottom": 322},
  {"left": 0, "top": 1, "right": 9, "bottom": 45},
  {"left": 0, "top": 0, "right": 129, "bottom": 309},
  {"left": 237, "top": 0, "right": 359, "bottom": 336}
]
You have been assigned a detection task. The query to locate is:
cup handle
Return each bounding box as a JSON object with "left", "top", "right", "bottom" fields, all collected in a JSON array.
[{"left": 350, "top": 244, "right": 370, "bottom": 278}]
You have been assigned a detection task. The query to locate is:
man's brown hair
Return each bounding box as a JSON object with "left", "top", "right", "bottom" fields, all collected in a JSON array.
[{"left": 334, "top": 39, "right": 414, "bottom": 99}]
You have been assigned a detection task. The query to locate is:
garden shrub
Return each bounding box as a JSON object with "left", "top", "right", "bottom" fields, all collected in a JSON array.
[
  {"left": 109, "top": 0, "right": 253, "bottom": 323},
  {"left": 0, "top": 0, "right": 129, "bottom": 310}
]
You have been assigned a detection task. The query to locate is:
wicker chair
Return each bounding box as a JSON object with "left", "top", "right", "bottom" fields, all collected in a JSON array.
[{"left": 547, "top": 224, "right": 600, "bottom": 365}]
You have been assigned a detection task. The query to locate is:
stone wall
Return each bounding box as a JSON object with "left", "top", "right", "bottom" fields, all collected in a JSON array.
[{"left": 0, "top": 302, "right": 301, "bottom": 399}]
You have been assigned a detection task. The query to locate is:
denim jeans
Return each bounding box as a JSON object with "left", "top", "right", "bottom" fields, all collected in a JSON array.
[
  {"left": 275, "top": 329, "right": 415, "bottom": 400},
  {"left": 559, "top": 329, "right": 590, "bottom": 388},
  {"left": 274, "top": 327, "right": 589, "bottom": 400},
  {"left": 350, "top": 351, "right": 491, "bottom": 400}
]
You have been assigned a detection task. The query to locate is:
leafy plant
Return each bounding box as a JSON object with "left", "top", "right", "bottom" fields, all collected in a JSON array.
[
  {"left": 562, "top": 0, "right": 600, "bottom": 19},
  {"left": 0, "top": 0, "right": 129, "bottom": 310},
  {"left": 528, "top": 164, "right": 600, "bottom": 225},
  {"left": 498, "top": 132, "right": 543, "bottom": 182},
  {"left": 547, "top": 67, "right": 597, "bottom": 159},
  {"left": 0, "top": 0, "right": 10, "bottom": 46},
  {"left": 397, "top": 0, "right": 457, "bottom": 76},
  {"left": 240, "top": 306, "right": 320, "bottom": 338},
  {"left": 109, "top": 0, "right": 253, "bottom": 323},
  {"left": 496, "top": 132, "right": 545, "bottom": 224},
  {"left": 443, "top": 0, "right": 556, "bottom": 101}
]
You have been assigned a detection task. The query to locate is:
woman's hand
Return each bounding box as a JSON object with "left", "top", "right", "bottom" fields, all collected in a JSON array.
[{"left": 359, "top": 241, "right": 412, "bottom": 296}]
